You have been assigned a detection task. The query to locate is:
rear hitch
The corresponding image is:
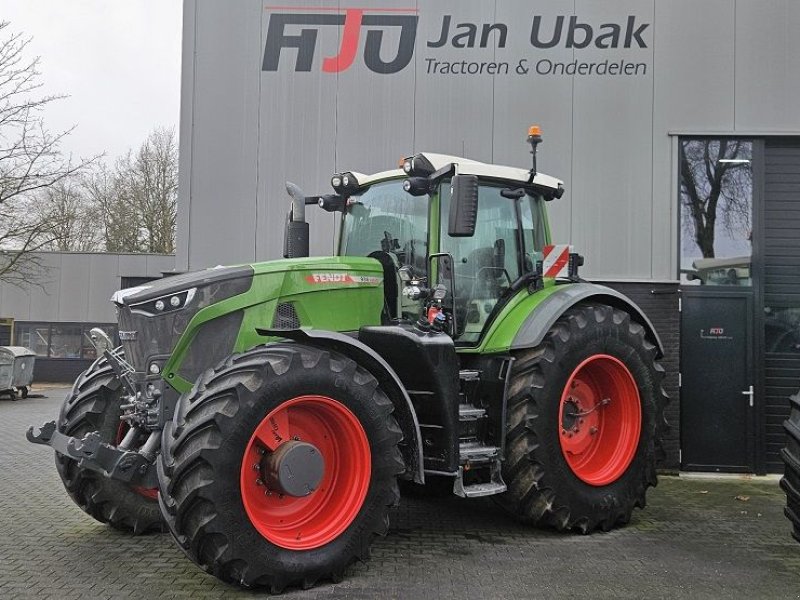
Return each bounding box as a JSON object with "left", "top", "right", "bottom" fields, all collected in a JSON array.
[{"left": 27, "top": 420, "right": 158, "bottom": 487}]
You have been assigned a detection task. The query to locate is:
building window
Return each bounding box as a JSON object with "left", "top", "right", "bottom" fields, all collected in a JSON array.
[
  {"left": 15, "top": 323, "right": 50, "bottom": 357},
  {"left": 679, "top": 138, "right": 753, "bottom": 286},
  {"left": 14, "top": 322, "right": 118, "bottom": 359}
]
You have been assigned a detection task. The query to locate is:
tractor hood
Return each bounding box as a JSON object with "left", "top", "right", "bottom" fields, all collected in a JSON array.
[
  {"left": 111, "top": 256, "right": 385, "bottom": 377},
  {"left": 112, "top": 256, "right": 383, "bottom": 310}
]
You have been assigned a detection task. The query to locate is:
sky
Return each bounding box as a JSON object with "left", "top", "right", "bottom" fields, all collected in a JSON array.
[{"left": 2, "top": 1, "right": 182, "bottom": 162}]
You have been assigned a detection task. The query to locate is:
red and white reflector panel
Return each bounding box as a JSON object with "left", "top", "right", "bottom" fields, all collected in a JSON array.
[{"left": 542, "top": 244, "right": 572, "bottom": 278}]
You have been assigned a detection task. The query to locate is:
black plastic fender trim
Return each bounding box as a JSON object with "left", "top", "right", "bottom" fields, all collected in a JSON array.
[
  {"left": 256, "top": 327, "right": 425, "bottom": 484},
  {"left": 511, "top": 283, "right": 666, "bottom": 358}
]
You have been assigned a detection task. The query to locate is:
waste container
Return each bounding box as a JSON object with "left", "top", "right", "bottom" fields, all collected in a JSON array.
[{"left": 0, "top": 346, "right": 36, "bottom": 400}]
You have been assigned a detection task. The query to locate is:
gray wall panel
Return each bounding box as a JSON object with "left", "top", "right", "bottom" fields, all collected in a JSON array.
[
  {"left": 335, "top": 8, "right": 414, "bottom": 177},
  {"left": 412, "top": 1, "right": 496, "bottom": 162},
  {"left": 87, "top": 254, "right": 123, "bottom": 322},
  {"left": 0, "top": 253, "right": 174, "bottom": 323},
  {"left": 188, "top": 0, "right": 261, "bottom": 269},
  {"left": 492, "top": 0, "right": 575, "bottom": 246},
  {"left": 29, "top": 254, "right": 62, "bottom": 320},
  {"left": 571, "top": 0, "right": 655, "bottom": 279},
  {"left": 0, "top": 278, "right": 33, "bottom": 320},
  {"left": 651, "top": 0, "right": 735, "bottom": 280},
  {"left": 179, "top": 0, "right": 800, "bottom": 280},
  {"left": 147, "top": 254, "right": 178, "bottom": 275},
  {"left": 58, "top": 255, "right": 91, "bottom": 321},
  {"left": 735, "top": 0, "right": 800, "bottom": 131},
  {"left": 118, "top": 253, "right": 145, "bottom": 278},
  {"left": 257, "top": 0, "right": 340, "bottom": 259},
  {"left": 176, "top": 0, "right": 197, "bottom": 272}
]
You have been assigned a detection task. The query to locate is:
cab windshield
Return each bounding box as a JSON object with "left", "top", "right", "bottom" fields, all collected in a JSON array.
[{"left": 340, "top": 179, "right": 428, "bottom": 276}]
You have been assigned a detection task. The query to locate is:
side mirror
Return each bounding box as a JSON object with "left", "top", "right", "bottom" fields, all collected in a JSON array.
[
  {"left": 89, "top": 328, "right": 113, "bottom": 353},
  {"left": 448, "top": 175, "right": 479, "bottom": 237}
]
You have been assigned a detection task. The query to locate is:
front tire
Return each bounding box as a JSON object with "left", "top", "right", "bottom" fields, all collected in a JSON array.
[
  {"left": 496, "top": 303, "right": 667, "bottom": 532},
  {"left": 157, "top": 343, "right": 405, "bottom": 591},
  {"left": 54, "top": 358, "right": 164, "bottom": 534},
  {"left": 780, "top": 389, "right": 800, "bottom": 542}
]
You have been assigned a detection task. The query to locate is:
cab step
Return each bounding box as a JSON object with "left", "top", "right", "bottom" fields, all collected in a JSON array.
[
  {"left": 458, "top": 403, "right": 486, "bottom": 421},
  {"left": 459, "top": 441, "right": 499, "bottom": 463},
  {"left": 459, "top": 369, "right": 481, "bottom": 382},
  {"left": 453, "top": 459, "right": 506, "bottom": 498}
]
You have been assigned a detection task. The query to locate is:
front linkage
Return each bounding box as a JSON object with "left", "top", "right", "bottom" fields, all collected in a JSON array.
[{"left": 27, "top": 340, "right": 162, "bottom": 489}]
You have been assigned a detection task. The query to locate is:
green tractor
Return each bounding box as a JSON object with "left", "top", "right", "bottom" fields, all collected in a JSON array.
[{"left": 29, "top": 128, "right": 667, "bottom": 591}]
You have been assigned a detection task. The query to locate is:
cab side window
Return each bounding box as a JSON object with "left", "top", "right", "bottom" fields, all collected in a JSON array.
[
  {"left": 519, "top": 194, "right": 547, "bottom": 272},
  {"left": 441, "top": 183, "right": 521, "bottom": 342}
]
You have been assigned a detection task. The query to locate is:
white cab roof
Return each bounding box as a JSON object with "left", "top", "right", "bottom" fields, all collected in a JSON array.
[{"left": 355, "top": 152, "right": 563, "bottom": 192}]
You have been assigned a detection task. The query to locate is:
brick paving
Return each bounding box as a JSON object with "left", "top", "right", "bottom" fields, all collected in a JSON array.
[{"left": 2, "top": 388, "right": 799, "bottom": 599}]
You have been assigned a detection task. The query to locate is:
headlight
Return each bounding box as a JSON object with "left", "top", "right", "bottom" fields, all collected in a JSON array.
[
  {"left": 401, "top": 153, "right": 435, "bottom": 177},
  {"left": 129, "top": 288, "right": 196, "bottom": 316},
  {"left": 330, "top": 172, "right": 360, "bottom": 195}
]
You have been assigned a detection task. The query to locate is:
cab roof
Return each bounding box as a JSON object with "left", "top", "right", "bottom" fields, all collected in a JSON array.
[{"left": 353, "top": 152, "right": 564, "bottom": 192}]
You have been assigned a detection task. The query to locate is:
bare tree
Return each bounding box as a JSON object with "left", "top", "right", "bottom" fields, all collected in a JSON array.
[
  {"left": 34, "top": 178, "right": 103, "bottom": 252},
  {"left": 92, "top": 128, "right": 178, "bottom": 253},
  {"left": 0, "top": 21, "right": 93, "bottom": 284},
  {"left": 680, "top": 139, "right": 752, "bottom": 258},
  {"left": 85, "top": 159, "right": 142, "bottom": 252}
]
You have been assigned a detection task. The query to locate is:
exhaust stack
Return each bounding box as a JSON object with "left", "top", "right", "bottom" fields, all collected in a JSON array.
[{"left": 283, "top": 181, "right": 310, "bottom": 258}]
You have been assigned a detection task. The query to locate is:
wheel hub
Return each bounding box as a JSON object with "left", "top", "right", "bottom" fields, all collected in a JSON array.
[
  {"left": 262, "top": 440, "right": 325, "bottom": 497},
  {"left": 558, "top": 354, "right": 641, "bottom": 486},
  {"left": 561, "top": 398, "right": 580, "bottom": 431},
  {"left": 240, "top": 395, "right": 372, "bottom": 550}
]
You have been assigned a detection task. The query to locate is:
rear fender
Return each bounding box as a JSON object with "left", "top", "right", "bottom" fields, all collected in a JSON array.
[
  {"left": 511, "top": 283, "right": 665, "bottom": 357},
  {"left": 256, "top": 327, "right": 424, "bottom": 484}
]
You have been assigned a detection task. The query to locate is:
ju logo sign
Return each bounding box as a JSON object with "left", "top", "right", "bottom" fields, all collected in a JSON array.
[
  {"left": 262, "top": 6, "right": 418, "bottom": 74},
  {"left": 262, "top": 5, "right": 651, "bottom": 77}
]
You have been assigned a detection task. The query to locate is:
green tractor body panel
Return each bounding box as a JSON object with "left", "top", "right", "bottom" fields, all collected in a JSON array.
[
  {"left": 163, "top": 256, "right": 384, "bottom": 392},
  {"left": 467, "top": 279, "right": 665, "bottom": 357},
  {"left": 460, "top": 279, "right": 561, "bottom": 354}
]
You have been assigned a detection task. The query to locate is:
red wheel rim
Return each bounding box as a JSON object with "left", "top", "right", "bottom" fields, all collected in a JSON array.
[
  {"left": 558, "top": 354, "right": 641, "bottom": 486},
  {"left": 240, "top": 395, "right": 371, "bottom": 550},
  {"left": 115, "top": 423, "right": 159, "bottom": 500}
]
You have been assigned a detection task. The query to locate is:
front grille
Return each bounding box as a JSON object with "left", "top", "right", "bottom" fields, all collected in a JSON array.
[
  {"left": 117, "top": 305, "right": 193, "bottom": 372},
  {"left": 177, "top": 310, "right": 244, "bottom": 382},
  {"left": 272, "top": 303, "right": 301, "bottom": 329},
  {"left": 116, "top": 271, "right": 253, "bottom": 373}
]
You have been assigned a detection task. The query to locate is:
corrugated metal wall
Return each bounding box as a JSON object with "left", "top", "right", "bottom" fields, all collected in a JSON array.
[
  {"left": 177, "top": 0, "right": 800, "bottom": 277},
  {"left": 763, "top": 138, "right": 800, "bottom": 471}
]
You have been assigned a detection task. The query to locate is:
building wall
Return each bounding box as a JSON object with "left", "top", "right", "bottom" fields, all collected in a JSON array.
[
  {"left": 177, "top": 0, "right": 800, "bottom": 277},
  {"left": 0, "top": 252, "right": 175, "bottom": 323},
  {"left": 0, "top": 252, "right": 175, "bottom": 382}
]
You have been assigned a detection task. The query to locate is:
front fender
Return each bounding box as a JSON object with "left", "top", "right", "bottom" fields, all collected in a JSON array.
[
  {"left": 510, "top": 283, "right": 665, "bottom": 357},
  {"left": 256, "top": 327, "right": 424, "bottom": 484}
]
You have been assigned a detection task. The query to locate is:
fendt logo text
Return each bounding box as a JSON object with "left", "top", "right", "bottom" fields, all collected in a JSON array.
[{"left": 262, "top": 6, "right": 651, "bottom": 77}]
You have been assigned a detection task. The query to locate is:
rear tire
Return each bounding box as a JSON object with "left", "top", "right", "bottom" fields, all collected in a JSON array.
[
  {"left": 495, "top": 303, "right": 667, "bottom": 533},
  {"left": 780, "top": 389, "right": 800, "bottom": 542},
  {"left": 54, "top": 357, "right": 165, "bottom": 534},
  {"left": 157, "top": 343, "right": 405, "bottom": 591}
]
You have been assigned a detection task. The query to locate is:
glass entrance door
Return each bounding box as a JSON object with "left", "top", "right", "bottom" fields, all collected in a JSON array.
[{"left": 679, "top": 138, "right": 756, "bottom": 471}]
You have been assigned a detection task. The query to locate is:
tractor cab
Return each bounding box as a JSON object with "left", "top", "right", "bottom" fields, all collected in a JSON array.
[{"left": 292, "top": 129, "right": 566, "bottom": 345}]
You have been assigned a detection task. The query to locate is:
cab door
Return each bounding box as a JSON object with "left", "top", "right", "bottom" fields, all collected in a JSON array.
[{"left": 439, "top": 182, "right": 544, "bottom": 344}]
